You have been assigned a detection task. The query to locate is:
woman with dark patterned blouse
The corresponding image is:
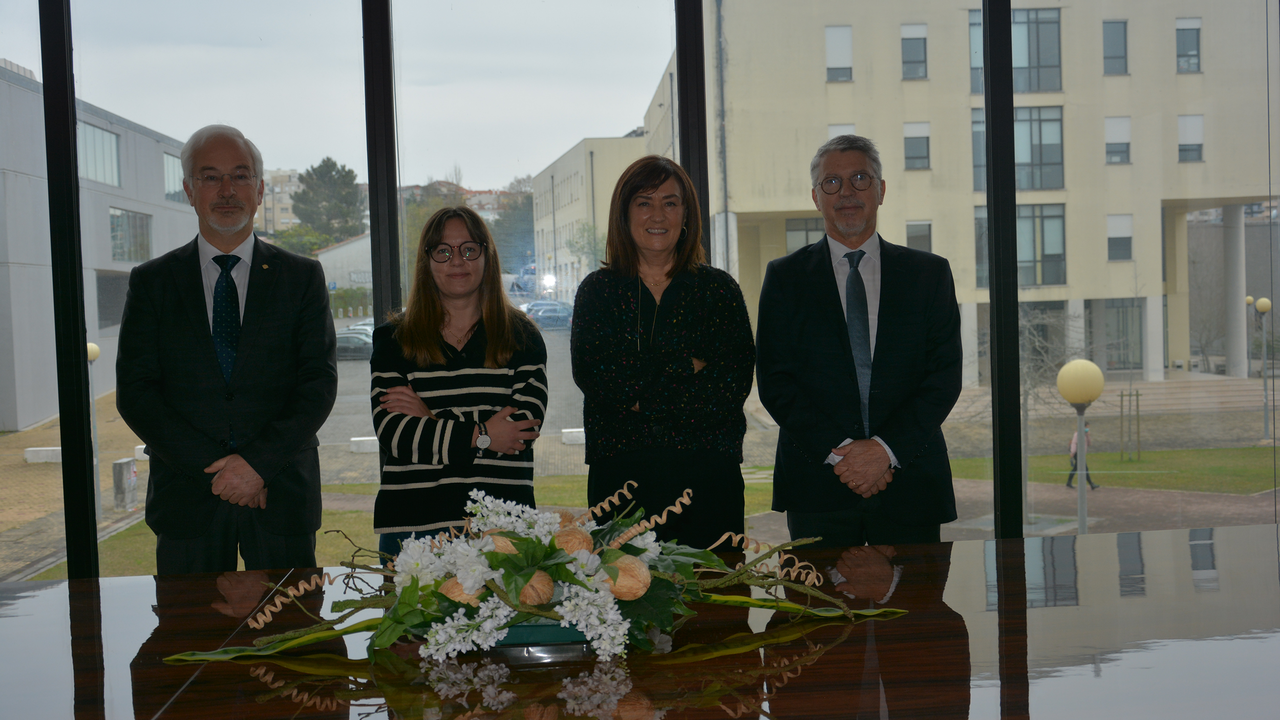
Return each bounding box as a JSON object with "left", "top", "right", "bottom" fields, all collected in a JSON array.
[
  {"left": 571, "top": 155, "right": 755, "bottom": 548},
  {"left": 371, "top": 206, "right": 547, "bottom": 557}
]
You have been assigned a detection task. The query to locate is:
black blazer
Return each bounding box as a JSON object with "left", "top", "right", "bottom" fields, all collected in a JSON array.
[
  {"left": 756, "top": 236, "right": 962, "bottom": 525},
  {"left": 116, "top": 237, "right": 338, "bottom": 538}
]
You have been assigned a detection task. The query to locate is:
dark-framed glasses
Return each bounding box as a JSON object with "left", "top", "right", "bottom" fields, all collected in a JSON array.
[
  {"left": 818, "top": 173, "right": 875, "bottom": 194},
  {"left": 191, "top": 172, "right": 257, "bottom": 188},
  {"left": 430, "top": 241, "right": 485, "bottom": 263}
]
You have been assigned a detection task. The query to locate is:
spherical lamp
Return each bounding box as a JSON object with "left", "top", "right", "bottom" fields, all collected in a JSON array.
[
  {"left": 1257, "top": 297, "right": 1272, "bottom": 314},
  {"left": 86, "top": 342, "right": 100, "bottom": 363},
  {"left": 1056, "top": 359, "right": 1104, "bottom": 408}
]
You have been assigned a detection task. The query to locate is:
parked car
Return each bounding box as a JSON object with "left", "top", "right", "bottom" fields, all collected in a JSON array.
[
  {"left": 335, "top": 327, "right": 374, "bottom": 360},
  {"left": 529, "top": 304, "right": 573, "bottom": 330},
  {"left": 349, "top": 318, "right": 375, "bottom": 330},
  {"left": 524, "top": 299, "right": 573, "bottom": 316}
]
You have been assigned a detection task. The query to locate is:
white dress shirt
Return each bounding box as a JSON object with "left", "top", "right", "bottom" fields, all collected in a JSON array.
[
  {"left": 198, "top": 234, "right": 254, "bottom": 329},
  {"left": 824, "top": 233, "right": 898, "bottom": 467}
]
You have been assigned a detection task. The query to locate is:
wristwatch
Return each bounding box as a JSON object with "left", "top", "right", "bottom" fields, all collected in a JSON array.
[{"left": 476, "top": 422, "right": 492, "bottom": 450}]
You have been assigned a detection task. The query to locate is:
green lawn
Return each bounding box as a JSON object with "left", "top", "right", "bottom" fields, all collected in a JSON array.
[
  {"left": 33, "top": 476, "right": 776, "bottom": 580},
  {"left": 950, "top": 446, "right": 1280, "bottom": 495}
]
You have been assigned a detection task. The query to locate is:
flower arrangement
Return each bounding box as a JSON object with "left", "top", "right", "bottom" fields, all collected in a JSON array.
[{"left": 168, "top": 484, "right": 900, "bottom": 668}]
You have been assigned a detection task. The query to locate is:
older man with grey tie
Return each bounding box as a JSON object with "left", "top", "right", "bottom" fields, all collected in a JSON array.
[
  {"left": 117, "top": 124, "right": 337, "bottom": 574},
  {"left": 756, "top": 134, "right": 963, "bottom": 546}
]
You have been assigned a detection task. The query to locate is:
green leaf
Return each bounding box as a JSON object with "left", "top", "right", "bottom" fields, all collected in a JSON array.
[
  {"left": 598, "top": 547, "right": 626, "bottom": 566},
  {"left": 616, "top": 577, "right": 685, "bottom": 635}
]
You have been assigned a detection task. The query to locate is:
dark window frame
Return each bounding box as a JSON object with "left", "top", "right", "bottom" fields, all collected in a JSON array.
[
  {"left": 1012, "top": 8, "right": 1061, "bottom": 93},
  {"left": 1014, "top": 106, "right": 1063, "bottom": 190},
  {"left": 904, "top": 135, "right": 931, "bottom": 170},
  {"left": 902, "top": 37, "right": 927, "bottom": 79},
  {"left": 1103, "top": 20, "right": 1127, "bottom": 75}
]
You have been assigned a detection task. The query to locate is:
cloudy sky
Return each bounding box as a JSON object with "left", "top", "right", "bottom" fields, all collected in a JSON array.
[{"left": 0, "top": 0, "right": 675, "bottom": 190}]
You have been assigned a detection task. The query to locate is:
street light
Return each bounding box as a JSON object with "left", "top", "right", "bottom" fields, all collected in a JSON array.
[
  {"left": 1057, "top": 358, "right": 1105, "bottom": 535},
  {"left": 1258, "top": 297, "right": 1272, "bottom": 440},
  {"left": 86, "top": 342, "right": 102, "bottom": 523}
]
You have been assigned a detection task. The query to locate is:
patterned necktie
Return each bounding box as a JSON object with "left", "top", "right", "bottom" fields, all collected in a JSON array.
[
  {"left": 845, "top": 249, "right": 872, "bottom": 437},
  {"left": 211, "top": 255, "right": 241, "bottom": 382}
]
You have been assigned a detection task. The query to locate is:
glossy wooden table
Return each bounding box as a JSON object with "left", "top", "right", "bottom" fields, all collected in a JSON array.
[{"left": 2, "top": 524, "right": 1277, "bottom": 718}]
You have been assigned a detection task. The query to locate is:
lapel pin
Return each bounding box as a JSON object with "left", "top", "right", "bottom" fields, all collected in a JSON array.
[{"left": 262, "top": 264, "right": 269, "bottom": 269}]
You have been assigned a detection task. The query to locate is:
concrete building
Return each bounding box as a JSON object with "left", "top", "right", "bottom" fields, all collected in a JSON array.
[
  {"left": 315, "top": 231, "right": 372, "bottom": 291},
  {"left": 532, "top": 132, "right": 646, "bottom": 303},
  {"left": 0, "top": 62, "right": 195, "bottom": 431},
  {"left": 254, "top": 169, "right": 303, "bottom": 235}
]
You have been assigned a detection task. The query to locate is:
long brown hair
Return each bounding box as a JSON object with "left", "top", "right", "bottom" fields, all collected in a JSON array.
[
  {"left": 394, "top": 206, "right": 532, "bottom": 368},
  {"left": 603, "top": 155, "right": 705, "bottom": 278}
]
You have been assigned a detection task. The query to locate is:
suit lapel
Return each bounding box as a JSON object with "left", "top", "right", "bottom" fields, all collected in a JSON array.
[
  {"left": 169, "top": 238, "right": 221, "bottom": 374},
  {"left": 233, "top": 238, "right": 280, "bottom": 383},
  {"left": 809, "top": 237, "right": 851, "bottom": 356}
]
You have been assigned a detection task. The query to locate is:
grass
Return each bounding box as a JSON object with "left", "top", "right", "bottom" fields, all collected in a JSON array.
[
  {"left": 949, "top": 446, "right": 1280, "bottom": 495},
  {"left": 31, "top": 475, "right": 776, "bottom": 580}
]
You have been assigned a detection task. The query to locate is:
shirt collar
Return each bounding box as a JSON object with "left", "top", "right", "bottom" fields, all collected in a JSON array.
[
  {"left": 198, "top": 233, "right": 256, "bottom": 268},
  {"left": 827, "top": 232, "right": 881, "bottom": 266}
]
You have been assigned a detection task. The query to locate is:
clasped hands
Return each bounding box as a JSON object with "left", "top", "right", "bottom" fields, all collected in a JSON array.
[
  {"left": 206, "top": 453, "right": 267, "bottom": 508},
  {"left": 831, "top": 439, "right": 894, "bottom": 498},
  {"left": 379, "top": 385, "right": 539, "bottom": 455}
]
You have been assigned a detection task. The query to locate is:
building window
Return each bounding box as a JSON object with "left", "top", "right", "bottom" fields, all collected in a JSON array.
[
  {"left": 1189, "top": 528, "right": 1219, "bottom": 592},
  {"left": 77, "top": 122, "right": 120, "bottom": 186},
  {"left": 904, "top": 122, "right": 930, "bottom": 170},
  {"left": 1014, "top": 106, "right": 1063, "bottom": 190},
  {"left": 109, "top": 208, "right": 151, "bottom": 263},
  {"left": 828, "top": 123, "right": 856, "bottom": 140},
  {"left": 1105, "top": 117, "right": 1131, "bottom": 164},
  {"left": 1117, "top": 533, "right": 1146, "bottom": 597},
  {"left": 163, "top": 153, "right": 185, "bottom": 203},
  {"left": 901, "top": 24, "right": 927, "bottom": 79},
  {"left": 1108, "top": 214, "right": 1133, "bottom": 261},
  {"left": 825, "top": 25, "right": 853, "bottom": 82},
  {"left": 1017, "top": 203, "right": 1065, "bottom": 286},
  {"left": 906, "top": 222, "right": 931, "bottom": 253},
  {"left": 972, "top": 109, "right": 987, "bottom": 191},
  {"left": 95, "top": 270, "right": 130, "bottom": 330},
  {"left": 1105, "top": 298, "right": 1144, "bottom": 370},
  {"left": 975, "top": 206, "right": 989, "bottom": 289},
  {"left": 1012, "top": 9, "right": 1061, "bottom": 93},
  {"left": 785, "top": 218, "right": 825, "bottom": 254},
  {"left": 969, "top": 10, "right": 983, "bottom": 94},
  {"left": 985, "top": 537, "right": 1078, "bottom": 611},
  {"left": 1178, "top": 115, "right": 1204, "bottom": 162},
  {"left": 1176, "top": 18, "right": 1201, "bottom": 73},
  {"left": 1103, "top": 20, "right": 1127, "bottom": 75}
]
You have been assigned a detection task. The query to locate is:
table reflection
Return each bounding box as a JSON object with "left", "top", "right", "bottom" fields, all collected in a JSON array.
[{"left": 0, "top": 524, "right": 1276, "bottom": 718}]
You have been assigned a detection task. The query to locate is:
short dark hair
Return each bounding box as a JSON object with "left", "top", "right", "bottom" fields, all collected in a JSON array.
[
  {"left": 604, "top": 155, "right": 705, "bottom": 278},
  {"left": 810, "top": 135, "right": 882, "bottom": 186}
]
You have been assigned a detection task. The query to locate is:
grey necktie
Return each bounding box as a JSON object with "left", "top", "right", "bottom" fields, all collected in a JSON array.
[{"left": 845, "top": 249, "right": 872, "bottom": 436}]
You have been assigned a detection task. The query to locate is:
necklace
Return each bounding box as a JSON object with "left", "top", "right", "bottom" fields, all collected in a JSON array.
[
  {"left": 636, "top": 276, "right": 661, "bottom": 352},
  {"left": 443, "top": 321, "right": 476, "bottom": 349}
]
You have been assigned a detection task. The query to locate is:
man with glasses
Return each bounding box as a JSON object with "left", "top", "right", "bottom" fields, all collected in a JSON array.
[
  {"left": 756, "top": 135, "right": 963, "bottom": 546},
  {"left": 117, "top": 125, "right": 338, "bottom": 574}
]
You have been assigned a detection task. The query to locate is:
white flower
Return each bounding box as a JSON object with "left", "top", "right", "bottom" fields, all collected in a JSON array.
[
  {"left": 557, "top": 584, "right": 629, "bottom": 661},
  {"left": 420, "top": 596, "right": 517, "bottom": 661},
  {"left": 626, "top": 531, "right": 661, "bottom": 564},
  {"left": 558, "top": 662, "right": 632, "bottom": 719},
  {"left": 393, "top": 536, "right": 447, "bottom": 591},
  {"left": 566, "top": 549, "right": 602, "bottom": 582},
  {"left": 465, "top": 489, "right": 562, "bottom": 544}
]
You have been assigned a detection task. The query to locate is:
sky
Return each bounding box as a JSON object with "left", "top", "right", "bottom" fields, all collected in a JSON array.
[{"left": 0, "top": 0, "right": 675, "bottom": 190}]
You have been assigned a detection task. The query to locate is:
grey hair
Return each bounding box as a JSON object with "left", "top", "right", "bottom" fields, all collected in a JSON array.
[
  {"left": 809, "top": 134, "right": 882, "bottom": 187},
  {"left": 180, "top": 124, "right": 264, "bottom": 180}
]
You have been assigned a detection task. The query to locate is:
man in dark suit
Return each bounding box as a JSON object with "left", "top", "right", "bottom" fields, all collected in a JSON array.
[
  {"left": 756, "top": 134, "right": 962, "bottom": 546},
  {"left": 117, "top": 125, "right": 337, "bottom": 574}
]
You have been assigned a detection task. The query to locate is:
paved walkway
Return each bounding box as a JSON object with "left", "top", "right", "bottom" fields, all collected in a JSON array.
[{"left": 2, "top": 388, "right": 1278, "bottom": 581}]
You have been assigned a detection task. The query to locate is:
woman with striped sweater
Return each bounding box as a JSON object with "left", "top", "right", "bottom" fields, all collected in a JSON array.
[{"left": 370, "top": 206, "right": 547, "bottom": 557}]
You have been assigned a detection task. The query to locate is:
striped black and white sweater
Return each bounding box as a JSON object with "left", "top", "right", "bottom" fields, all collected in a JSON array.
[{"left": 370, "top": 320, "right": 548, "bottom": 535}]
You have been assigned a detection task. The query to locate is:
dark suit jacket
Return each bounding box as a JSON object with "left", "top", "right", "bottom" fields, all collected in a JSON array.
[
  {"left": 757, "top": 235, "right": 962, "bottom": 526},
  {"left": 116, "top": 237, "right": 338, "bottom": 538}
]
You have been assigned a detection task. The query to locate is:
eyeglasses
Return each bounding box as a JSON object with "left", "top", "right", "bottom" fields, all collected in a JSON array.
[
  {"left": 429, "top": 241, "right": 485, "bottom": 263},
  {"left": 190, "top": 172, "right": 257, "bottom": 188},
  {"left": 818, "top": 173, "right": 876, "bottom": 195}
]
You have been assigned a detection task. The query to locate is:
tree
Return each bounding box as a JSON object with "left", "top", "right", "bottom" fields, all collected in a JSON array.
[
  {"left": 271, "top": 224, "right": 332, "bottom": 257},
  {"left": 565, "top": 222, "right": 605, "bottom": 272},
  {"left": 490, "top": 193, "right": 534, "bottom": 273},
  {"left": 505, "top": 174, "right": 533, "bottom": 193},
  {"left": 292, "top": 157, "right": 367, "bottom": 241}
]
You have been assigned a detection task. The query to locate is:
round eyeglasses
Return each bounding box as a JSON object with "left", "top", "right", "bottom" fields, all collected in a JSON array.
[
  {"left": 818, "top": 173, "right": 876, "bottom": 195},
  {"left": 429, "top": 241, "right": 485, "bottom": 263},
  {"left": 190, "top": 172, "right": 257, "bottom": 188}
]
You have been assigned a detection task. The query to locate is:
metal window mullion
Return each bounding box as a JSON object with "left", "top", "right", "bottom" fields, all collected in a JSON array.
[
  {"left": 362, "top": 0, "right": 401, "bottom": 322},
  {"left": 984, "top": 0, "right": 1024, "bottom": 539},
  {"left": 39, "top": 0, "right": 99, "bottom": 579},
  {"left": 675, "top": 0, "right": 711, "bottom": 257}
]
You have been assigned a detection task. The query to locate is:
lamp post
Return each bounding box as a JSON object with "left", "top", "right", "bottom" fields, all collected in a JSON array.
[
  {"left": 1246, "top": 296, "right": 1254, "bottom": 376},
  {"left": 1258, "top": 297, "right": 1272, "bottom": 440},
  {"left": 86, "top": 342, "right": 102, "bottom": 523},
  {"left": 1057, "top": 359, "right": 1105, "bottom": 535}
]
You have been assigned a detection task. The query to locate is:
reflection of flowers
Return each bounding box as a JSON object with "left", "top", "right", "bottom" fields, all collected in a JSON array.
[
  {"left": 558, "top": 662, "right": 632, "bottom": 719},
  {"left": 426, "top": 658, "right": 518, "bottom": 711}
]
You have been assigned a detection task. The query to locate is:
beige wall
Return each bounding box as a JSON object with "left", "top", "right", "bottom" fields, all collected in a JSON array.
[
  {"left": 686, "top": 0, "right": 1276, "bottom": 370},
  {"left": 533, "top": 136, "right": 645, "bottom": 303}
]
